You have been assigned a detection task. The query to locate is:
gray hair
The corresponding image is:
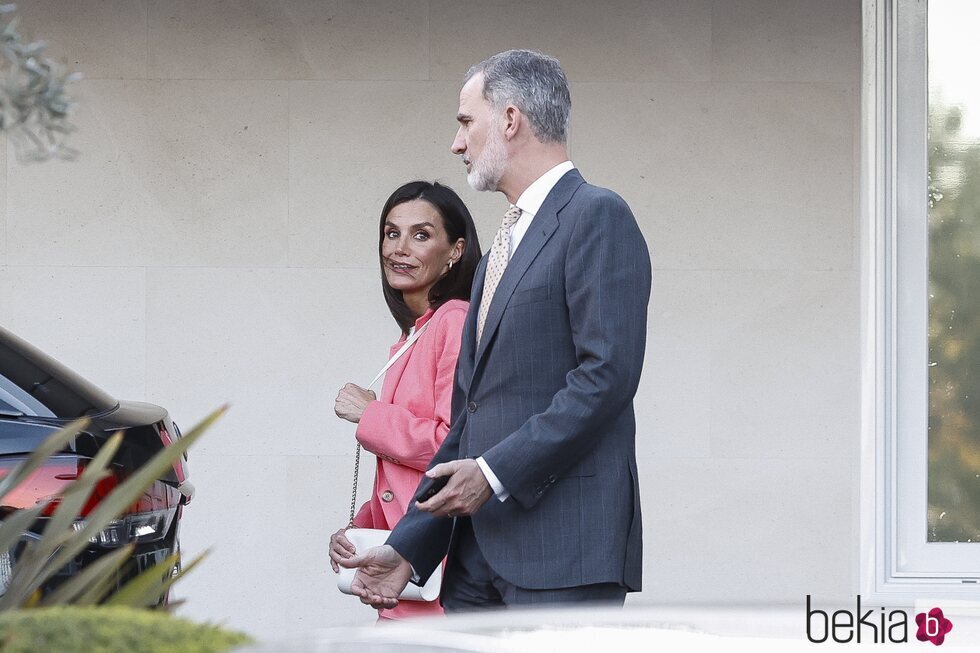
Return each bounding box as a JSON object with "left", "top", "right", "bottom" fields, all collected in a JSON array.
[{"left": 464, "top": 49, "right": 570, "bottom": 145}]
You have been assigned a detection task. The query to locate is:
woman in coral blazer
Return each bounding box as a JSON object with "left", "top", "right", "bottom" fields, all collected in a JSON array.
[{"left": 330, "top": 181, "right": 480, "bottom": 620}]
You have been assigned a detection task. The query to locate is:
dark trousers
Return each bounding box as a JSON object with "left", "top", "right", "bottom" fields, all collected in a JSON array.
[{"left": 440, "top": 517, "right": 627, "bottom": 612}]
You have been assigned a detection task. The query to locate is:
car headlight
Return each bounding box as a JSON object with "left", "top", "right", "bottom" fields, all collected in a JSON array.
[{"left": 72, "top": 509, "right": 171, "bottom": 548}]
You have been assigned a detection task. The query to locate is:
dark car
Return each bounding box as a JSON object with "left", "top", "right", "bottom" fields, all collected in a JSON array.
[{"left": 0, "top": 325, "right": 193, "bottom": 598}]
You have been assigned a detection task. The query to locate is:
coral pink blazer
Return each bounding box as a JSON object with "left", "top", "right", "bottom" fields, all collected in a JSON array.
[{"left": 352, "top": 299, "right": 467, "bottom": 618}]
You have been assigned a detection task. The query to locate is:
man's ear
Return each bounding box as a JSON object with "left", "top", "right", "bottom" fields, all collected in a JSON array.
[{"left": 503, "top": 105, "right": 521, "bottom": 141}]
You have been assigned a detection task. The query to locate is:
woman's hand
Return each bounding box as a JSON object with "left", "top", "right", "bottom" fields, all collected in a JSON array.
[
  {"left": 335, "top": 383, "right": 377, "bottom": 423},
  {"left": 329, "top": 527, "right": 356, "bottom": 573}
]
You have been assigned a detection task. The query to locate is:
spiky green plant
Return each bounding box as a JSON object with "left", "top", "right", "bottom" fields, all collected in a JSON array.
[{"left": 0, "top": 406, "right": 225, "bottom": 610}]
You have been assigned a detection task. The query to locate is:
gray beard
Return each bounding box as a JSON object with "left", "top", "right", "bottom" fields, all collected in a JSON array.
[
  {"left": 467, "top": 168, "right": 498, "bottom": 192},
  {"left": 466, "top": 132, "right": 507, "bottom": 192}
]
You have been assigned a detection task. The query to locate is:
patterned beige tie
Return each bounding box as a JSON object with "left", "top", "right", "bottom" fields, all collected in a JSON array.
[{"left": 477, "top": 205, "right": 523, "bottom": 345}]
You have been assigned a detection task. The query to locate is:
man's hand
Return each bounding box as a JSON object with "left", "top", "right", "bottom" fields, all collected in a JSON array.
[
  {"left": 337, "top": 544, "right": 413, "bottom": 609},
  {"left": 334, "top": 383, "right": 376, "bottom": 424},
  {"left": 416, "top": 459, "right": 493, "bottom": 517}
]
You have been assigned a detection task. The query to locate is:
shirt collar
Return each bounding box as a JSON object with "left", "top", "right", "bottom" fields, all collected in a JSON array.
[
  {"left": 413, "top": 306, "right": 436, "bottom": 331},
  {"left": 514, "top": 161, "right": 574, "bottom": 217},
  {"left": 404, "top": 307, "right": 435, "bottom": 339}
]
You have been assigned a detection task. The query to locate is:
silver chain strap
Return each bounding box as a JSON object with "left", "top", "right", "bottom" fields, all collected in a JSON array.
[
  {"left": 347, "top": 443, "right": 361, "bottom": 528},
  {"left": 343, "top": 321, "right": 428, "bottom": 530}
]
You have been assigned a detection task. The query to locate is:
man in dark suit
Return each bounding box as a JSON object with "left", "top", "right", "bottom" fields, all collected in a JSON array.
[{"left": 340, "top": 49, "right": 651, "bottom": 609}]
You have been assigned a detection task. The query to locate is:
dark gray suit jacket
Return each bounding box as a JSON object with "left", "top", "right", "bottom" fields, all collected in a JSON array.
[{"left": 388, "top": 169, "right": 651, "bottom": 592}]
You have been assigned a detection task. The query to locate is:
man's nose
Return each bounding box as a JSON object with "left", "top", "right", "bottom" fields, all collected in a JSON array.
[{"left": 451, "top": 129, "right": 465, "bottom": 154}]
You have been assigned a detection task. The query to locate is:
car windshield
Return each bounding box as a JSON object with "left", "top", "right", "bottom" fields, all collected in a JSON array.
[{"left": 0, "top": 327, "right": 117, "bottom": 419}]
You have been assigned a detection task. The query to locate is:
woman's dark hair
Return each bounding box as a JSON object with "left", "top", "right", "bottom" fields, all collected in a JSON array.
[{"left": 379, "top": 181, "right": 482, "bottom": 334}]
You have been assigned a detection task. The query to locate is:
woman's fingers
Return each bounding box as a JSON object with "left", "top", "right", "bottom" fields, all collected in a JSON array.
[
  {"left": 330, "top": 530, "right": 357, "bottom": 558},
  {"left": 329, "top": 537, "right": 355, "bottom": 574},
  {"left": 336, "top": 532, "right": 356, "bottom": 555},
  {"left": 331, "top": 532, "right": 356, "bottom": 555}
]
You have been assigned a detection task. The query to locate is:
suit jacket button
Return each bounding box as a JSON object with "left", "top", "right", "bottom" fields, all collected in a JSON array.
[
  {"left": 467, "top": 401, "right": 478, "bottom": 413},
  {"left": 548, "top": 474, "right": 557, "bottom": 483},
  {"left": 381, "top": 490, "right": 394, "bottom": 503}
]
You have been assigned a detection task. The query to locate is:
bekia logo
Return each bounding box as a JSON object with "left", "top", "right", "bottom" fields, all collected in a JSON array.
[
  {"left": 916, "top": 608, "right": 953, "bottom": 646},
  {"left": 805, "top": 596, "right": 955, "bottom": 645}
]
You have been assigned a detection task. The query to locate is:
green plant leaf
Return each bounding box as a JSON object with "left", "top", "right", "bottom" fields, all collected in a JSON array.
[
  {"left": 0, "top": 528, "right": 74, "bottom": 610},
  {"left": 0, "top": 419, "right": 88, "bottom": 501},
  {"left": 155, "top": 549, "right": 208, "bottom": 612},
  {"left": 71, "top": 557, "right": 130, "bottom": 608},
  {"left": 40, "top": 544, "right": 134, "bottom": 607},
  {"left": 5, "top": 433, "right": 123, "bottom": 603},
  {"left": 102, "top": 550, "right": 177, "bottom": 609},
  {"left": 0, "top": 502, "right": 49, "bottom": 555},
  {"left": 108, "top": 548, "right": 209, "bottom": 610},
  {"left": 0, "top": 406, "right": 222, "bottom": 610},
  {"left": 33, "top": 407, "right": 225, "bottom": 602},
  {"left": 34, "top": 433, "right": 121, "bottom": 556},
  {"left": 0, "top": 456, "right": 123, "bottom": 580}
]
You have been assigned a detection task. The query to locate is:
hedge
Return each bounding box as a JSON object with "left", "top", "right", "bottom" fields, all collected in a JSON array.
[{"left": 0, "top": 606, "right": 250, "bottom": 653}]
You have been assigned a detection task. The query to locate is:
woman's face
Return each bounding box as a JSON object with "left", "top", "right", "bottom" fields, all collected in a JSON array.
[{"left": 381, "top": 199, "right": 463, "bottom": 303}]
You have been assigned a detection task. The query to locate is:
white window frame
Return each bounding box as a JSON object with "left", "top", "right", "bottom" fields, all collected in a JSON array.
[{"left": 863, "top": 0, "right": 980, "bottom": 603}]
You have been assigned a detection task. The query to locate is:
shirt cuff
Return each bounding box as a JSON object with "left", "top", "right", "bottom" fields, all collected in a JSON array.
[{"left": 476, "top": 456, "right": 509, "bottom": 502}]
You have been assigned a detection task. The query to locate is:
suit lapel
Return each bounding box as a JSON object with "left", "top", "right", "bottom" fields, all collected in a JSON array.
[{"left": 473, "top": 169, "right": 584, "bottom": 368}]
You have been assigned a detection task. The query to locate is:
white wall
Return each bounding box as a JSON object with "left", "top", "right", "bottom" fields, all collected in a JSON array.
[{"left": 0, "top": 0, "right": 861, "bottom": 640}]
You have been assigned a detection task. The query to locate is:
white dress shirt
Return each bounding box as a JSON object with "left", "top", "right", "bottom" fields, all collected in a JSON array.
[{"left": 476, "top": 161, "right": 575, "bottom": 502}]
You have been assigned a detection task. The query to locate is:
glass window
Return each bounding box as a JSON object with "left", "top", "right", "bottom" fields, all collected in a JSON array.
[
  {"left": 927, "top": 0, "right": 980, "bottom": 544},
  {"left": 872, "top": 0, "right": 980, "bottom": 594}
]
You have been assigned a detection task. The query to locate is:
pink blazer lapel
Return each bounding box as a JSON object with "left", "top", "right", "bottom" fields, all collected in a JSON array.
[{"left": 378, "top": 337, "right": 413, "bottom": 403}]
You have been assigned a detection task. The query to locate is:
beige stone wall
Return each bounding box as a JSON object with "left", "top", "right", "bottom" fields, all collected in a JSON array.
[{"left": 0, "top": 0, "right": 861, "bottom": 639}]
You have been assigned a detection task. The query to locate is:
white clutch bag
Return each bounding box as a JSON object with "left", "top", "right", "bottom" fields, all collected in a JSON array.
[{"left": 336, "top": 528, "right": 442, "bottom": 602}]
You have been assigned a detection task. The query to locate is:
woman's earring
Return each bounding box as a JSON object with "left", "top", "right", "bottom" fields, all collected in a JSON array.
[{"left": 448, "top": 260, "right": 454, "bottom": 270}]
